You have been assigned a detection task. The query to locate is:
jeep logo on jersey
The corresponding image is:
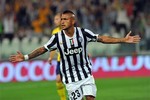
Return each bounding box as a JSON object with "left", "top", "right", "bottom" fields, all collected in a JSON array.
[{"left": 64, "top": 47, "right": 82, "bottom": 55}]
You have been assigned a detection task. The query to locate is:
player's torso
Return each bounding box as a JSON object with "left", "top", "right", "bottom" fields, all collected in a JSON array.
[
  {"left": 57, "top": 27, "right": 86, "bottom": 63},
  {"left": 56, "top": 27, "right": 92, "bottom": 84}
]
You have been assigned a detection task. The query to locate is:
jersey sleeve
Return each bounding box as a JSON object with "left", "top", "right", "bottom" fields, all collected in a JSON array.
[
  {"left": 44, "top": 35, "right": 57, "bottom": 51},
  {"left": 83, "top": 28, "right": 99, "bottom": 42}
]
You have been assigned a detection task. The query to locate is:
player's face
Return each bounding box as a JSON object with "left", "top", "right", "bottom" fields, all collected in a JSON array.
[
  {"left": 61, "top": 14, "right": 75, "bottom": 30},
  {"left": 54, "top": 15, "right": 61, "bottom": 27}
]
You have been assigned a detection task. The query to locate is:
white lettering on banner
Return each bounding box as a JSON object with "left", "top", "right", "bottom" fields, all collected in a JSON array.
[
  {"left": 0, "top": 61, "right": 57, "bottom": 82},
  {"left": 145, "top": 56, "right": 150, "bottom": 69},
  {"left": 0, "top": 56, "right": 150, "bottom": 83},
  {"left": 92, "top": 56, "right": 150, "bottom": 72},
  {"left": 111, "top": 57, "right": 125, "bottom": 71},
  {"left": 92, "top": 57, "right": 110, "bottom": 72},
  {"left": 15, "top": 62, "right": 29, "bottom": 82},
  {"left": 126, "top": 56, "right": 143, "bottom": 71},
  {"left": 29, "top": 61, "right": 44, "bottom": 81},
  {"left": 0, "top": 62, "right": 14, "bottom": 82}
]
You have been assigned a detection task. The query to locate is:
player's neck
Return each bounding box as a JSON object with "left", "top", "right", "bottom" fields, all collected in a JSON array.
[{"left": 64, "top": 26, "right": 74, "bottom": 37}]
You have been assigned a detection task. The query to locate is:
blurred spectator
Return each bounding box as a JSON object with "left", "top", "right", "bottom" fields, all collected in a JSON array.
[
  {"left": 31, "top": 15, "right": 43, "bottom": 38},
  {"left": 16, "top": 1, "right": 31, "bottom": 39},
  {"left": 1, "top": 0, "right": 150, "bottom": 58},
  {"left": 143, "top": 15, "right": 150, "bottom": 50},
  {"left": 0, "top": 12, "right": 3, "bottom": 42},
  {"left": 123, "top": 0, "right": 134, "bottom": 19},
  {"left": 116, "top": 4, "right": 130, "bottom": 37},
  {"left": 3, "top": 4, "right": 15, "bottom": 41}
]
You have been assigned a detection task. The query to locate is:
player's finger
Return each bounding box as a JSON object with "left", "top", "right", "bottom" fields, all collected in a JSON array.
[
  {"left": 133, "top": 36, "right": 141, "bottom": 40},
  {"left": 17, "top": 51, "right": 22, "bottom": 55},
  {"left": 133, "top": 35, "right": 140, "bottom": 38},
  {"left": 10, "top": 55, "right": 16, "bottom": 58},
  {"left": 133, "top": 38, "right": 140, "bottom": 43},
  {"left": 126, "top": 31, "right": 132, "bottom": 37},
  {"left": 49, "top": 60, "right": 52, "bottom": 64},
  {"left": 9, "top": 56, "right": 16, "bottom": 62},
  {"left": 48, "top": 59, "right": 52, "bottom": 64}
]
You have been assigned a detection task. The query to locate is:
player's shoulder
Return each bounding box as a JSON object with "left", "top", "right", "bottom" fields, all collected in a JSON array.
[
  {"left": 77, "top": 27, "right": 93, "bottom": 34},
  {"left": 76, "top": 27, "right": 91, "bottom": 31}
]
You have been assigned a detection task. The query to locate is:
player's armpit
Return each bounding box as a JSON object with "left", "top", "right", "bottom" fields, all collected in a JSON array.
[{"left": 97, "top": 35, "right": 103, "bottom": 42}]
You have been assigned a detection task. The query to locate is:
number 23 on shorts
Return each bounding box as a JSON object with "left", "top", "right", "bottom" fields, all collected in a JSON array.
[{"left": 69, "top": 87, "right": 83, "bottom": 100}]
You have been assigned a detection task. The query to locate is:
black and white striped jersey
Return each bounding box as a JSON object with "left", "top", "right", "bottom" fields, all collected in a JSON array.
[{"left": 44, "top": 27, "right": 98, "bottom": 84}]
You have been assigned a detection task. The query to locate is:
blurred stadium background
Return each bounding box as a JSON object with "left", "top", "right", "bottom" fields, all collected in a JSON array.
[{"left": 0, "top": 0, "right": 150, "bottom": 100}]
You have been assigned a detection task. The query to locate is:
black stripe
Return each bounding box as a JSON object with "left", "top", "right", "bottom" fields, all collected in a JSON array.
[
  {"left": 56, "top": 33, "right": 68, "bottom": 84},
  {"left": 47, "top": 35, "right": 57, "bottom": 49},
  {"left": 61, "top": 31, "right": 75, "bottom": 82},
  {"left": 71, "top": 28, "right": 82, "bottom": 81},
  {"left": 76, "top": 28, "right": 88, "bottom": 78},
  {"left": 81, "top": 28, "right": 92, "bottom": 75},
  {"left": 83, "top": 29, "right": 97, "bottom": 40}
]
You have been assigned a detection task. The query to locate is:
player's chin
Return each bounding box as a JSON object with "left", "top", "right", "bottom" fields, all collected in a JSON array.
[
  {"left": 61, "top": 27, "right": 67, "bottom": 30},
  {"left": 61, "top": 25, "right": 67, "bottom": 29}
]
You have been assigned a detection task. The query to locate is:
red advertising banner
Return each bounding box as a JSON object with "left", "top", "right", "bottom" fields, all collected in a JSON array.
[
  {"left": 0, "top": 56, "right": 150, "bottom": 82},
  {"left": 92, "top": 56, "right": 150, "bottom": 78}
]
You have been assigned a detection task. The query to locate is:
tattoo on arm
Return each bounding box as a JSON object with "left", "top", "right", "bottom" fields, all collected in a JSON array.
[
  {"left": 28, "top": 46, "right": 47, "bottom": 59},
  {"left": 97, "top": 35, "right": 125, "bottom": 43}
]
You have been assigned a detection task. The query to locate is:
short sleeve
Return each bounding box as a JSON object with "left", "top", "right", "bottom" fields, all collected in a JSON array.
[
  {"left": 83, "top": 28, "right": 99, "bottom": 42},
  {"left": 44, "top": 35, "right": 57, "bottom": 51}
]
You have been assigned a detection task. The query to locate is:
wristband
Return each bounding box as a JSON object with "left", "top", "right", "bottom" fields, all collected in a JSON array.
[{"left": 24, "top": 55, "right": 29, "bottom": 60}]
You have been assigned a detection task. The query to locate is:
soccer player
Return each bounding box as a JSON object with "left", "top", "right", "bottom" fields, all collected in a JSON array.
[
  {"left": 9, "top": 10, "right": 141, "bottom": 100},
  {"left": 48, "top": 13, "right": 66, "bottom": 100}
]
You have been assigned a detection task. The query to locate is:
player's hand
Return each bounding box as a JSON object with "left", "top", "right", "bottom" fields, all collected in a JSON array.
[
  {"left": 48, "top": 57, "right": 52, "bottom": 64},
  {"left": 9, "top": 51, "right": 24, "bottom": 62},
  {"left": 124, "top": 31, "right": 141, "bottom": 43}
]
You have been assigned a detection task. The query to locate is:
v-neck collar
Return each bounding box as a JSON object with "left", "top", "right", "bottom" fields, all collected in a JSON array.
[{"left": 63, "top": 27, "right": 76, "bottom": 39}]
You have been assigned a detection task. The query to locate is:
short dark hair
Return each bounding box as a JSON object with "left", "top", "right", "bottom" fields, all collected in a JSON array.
[
  {"left": 62, "top": 10, "right": 75, "bottom": 15},
  {"left": 61, "top": 10, "right": 77, "bottom": 26}
]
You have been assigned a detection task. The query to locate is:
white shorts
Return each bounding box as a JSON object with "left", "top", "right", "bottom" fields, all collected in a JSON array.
[{"left": 66, "top": 75, "right": 97, "bottom": 100}]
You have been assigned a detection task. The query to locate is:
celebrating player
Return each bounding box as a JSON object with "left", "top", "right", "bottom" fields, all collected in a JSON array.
[{"left": 9, "top": 10, "right": 141, "bottom": 100}]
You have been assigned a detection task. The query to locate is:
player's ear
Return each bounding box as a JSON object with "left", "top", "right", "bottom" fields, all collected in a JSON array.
[{"left": 72, "top": 20, "right": 76, "bottom": 25}]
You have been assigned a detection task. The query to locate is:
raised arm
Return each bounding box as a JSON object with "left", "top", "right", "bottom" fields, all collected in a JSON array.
[
  {"left": 9, "top": 46, "right": 47, "bottom": 62},
  {"left": 97, "top": 31, "right": 141, "bottom": 44}
]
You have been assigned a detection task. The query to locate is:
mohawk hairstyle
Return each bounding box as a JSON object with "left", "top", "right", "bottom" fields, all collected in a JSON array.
[
  {"left": 61, "top": 10, "right": 75, "bottom": 15},
  {"left": 61, "top": 10, "right": 77, "bottom": 26}
]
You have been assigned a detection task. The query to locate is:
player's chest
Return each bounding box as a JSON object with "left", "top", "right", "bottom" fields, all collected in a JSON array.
[
  {"left": 59, "top": 37, "right": 84, "bottom": 55},
  {"left": 59, "top": 36, "right": 83, "bottom": 48}
]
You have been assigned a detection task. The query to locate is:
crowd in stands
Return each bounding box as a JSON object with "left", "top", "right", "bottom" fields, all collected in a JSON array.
[{"left": 0, "top": 0, "right": 150, "bottom": 58}]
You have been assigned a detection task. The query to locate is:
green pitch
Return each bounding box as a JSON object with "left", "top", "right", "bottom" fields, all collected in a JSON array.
[{"left": 0, "top": 77, "right": 150, "bottom": 100}]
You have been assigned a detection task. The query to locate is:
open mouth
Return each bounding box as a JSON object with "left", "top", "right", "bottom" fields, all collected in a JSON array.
[{"left": 61, "top": 25, "right": 65, "bottom": 27}]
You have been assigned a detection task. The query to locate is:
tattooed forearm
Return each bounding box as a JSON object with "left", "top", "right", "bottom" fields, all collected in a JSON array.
[
  {"left": 97, "top": 35, "right": 125, "bottom": 43},
  {"left": 28, "top": 46, "right": 47, "bottom": 59}
]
